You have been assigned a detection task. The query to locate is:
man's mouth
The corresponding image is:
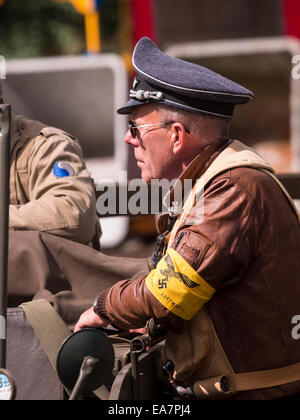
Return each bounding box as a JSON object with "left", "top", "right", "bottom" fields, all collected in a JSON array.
[{"left": 135, "top": 156, "right": 144, "bottom": 165}]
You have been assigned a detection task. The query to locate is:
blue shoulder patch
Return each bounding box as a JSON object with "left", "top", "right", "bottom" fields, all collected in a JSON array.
[{"left": 53, "top": 161, "right": 75, "bottom": 178}]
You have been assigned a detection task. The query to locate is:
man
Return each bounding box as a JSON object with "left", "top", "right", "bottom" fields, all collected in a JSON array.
[
  {"left": 0, "top": 79, "right": 100, "bottom": 248},
  {"left": 74, "top": 38, "right": 300, "bottom": 400}
]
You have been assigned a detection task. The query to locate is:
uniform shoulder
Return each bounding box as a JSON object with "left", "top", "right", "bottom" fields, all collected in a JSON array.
[
  {"left": 228, "top": 166, "right": 278, "bottom": 193},
  {"left": 15, "top": 115, "right": 76, "bottom": 143},
  {"left": 210, "top": 166, "right": 276, "bottom": 191},
  {"left": 39, "top": 126, "right": 77, "bottom": 141},
  {"left": 15, "top": 115, "right": 47, "bottom": 140},
  {"left": 209, "top": 167, "right": 288, "bottom": 213}
]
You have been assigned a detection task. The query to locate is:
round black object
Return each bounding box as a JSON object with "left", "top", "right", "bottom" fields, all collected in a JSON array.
[{"left": 56, "top": 328, "right": 114, "bottom": 393}]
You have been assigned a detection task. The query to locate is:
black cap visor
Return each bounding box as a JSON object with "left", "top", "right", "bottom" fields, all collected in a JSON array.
[{"left": 117, "top": 96, "right": 235, "bottom": 120}]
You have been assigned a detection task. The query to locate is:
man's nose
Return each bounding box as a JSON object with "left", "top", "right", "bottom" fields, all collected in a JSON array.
[{"left": 124, "top": 129, "right": 140, "bottom": 147}]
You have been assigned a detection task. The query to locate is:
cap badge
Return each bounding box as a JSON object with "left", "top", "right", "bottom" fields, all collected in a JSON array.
[{"left": 130, "top": 89, "right": 164, "bottom": 102}]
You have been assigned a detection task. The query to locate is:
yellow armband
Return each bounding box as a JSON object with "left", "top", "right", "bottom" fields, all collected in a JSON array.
[{"left": 145, "top": 248, "right": 215, "bottom": 320}]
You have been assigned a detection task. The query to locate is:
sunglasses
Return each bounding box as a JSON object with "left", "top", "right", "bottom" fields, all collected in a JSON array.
[{"left": 128, "top": 120, "right": 190, "bottom": 139}]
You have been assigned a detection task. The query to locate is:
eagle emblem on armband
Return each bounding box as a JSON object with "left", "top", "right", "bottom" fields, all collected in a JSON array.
[{"left": 159, "top": 255, "right": 200, "bottom": 289}]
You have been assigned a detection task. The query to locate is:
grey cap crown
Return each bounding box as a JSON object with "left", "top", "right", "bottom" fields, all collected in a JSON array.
[{"left": 132, "top": 37, "right": 253, "bottom": 104}]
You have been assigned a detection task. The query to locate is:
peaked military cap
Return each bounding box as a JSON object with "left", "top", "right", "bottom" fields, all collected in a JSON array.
[{"left": 117, "top": 37, "right": 254, "bottom": 119}]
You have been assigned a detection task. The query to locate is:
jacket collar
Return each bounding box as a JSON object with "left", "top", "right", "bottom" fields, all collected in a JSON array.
[
  {"left": 10, "top": 113, "right": 27, "bottom": 154},
  {"left": 163, "top": 137, "right": 231, "bottom": 208},
  {"left": 158, "top": 137, "right": 231, "bottom": 233}
]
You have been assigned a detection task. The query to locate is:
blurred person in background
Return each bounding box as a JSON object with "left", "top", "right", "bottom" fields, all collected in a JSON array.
[
  {"left": 0, "top": 79, "right": 101, "bottom": 249},
  {"left": 75, "top": 37, "right": 300, "bottom": 400},
  {"left": 4, "top": 79, "right": 149, "bottom": 322}
]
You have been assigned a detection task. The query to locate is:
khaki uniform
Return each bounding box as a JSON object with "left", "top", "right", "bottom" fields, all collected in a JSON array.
[{"left": 9, "top": 114, "right": 100, "bottom": 247}]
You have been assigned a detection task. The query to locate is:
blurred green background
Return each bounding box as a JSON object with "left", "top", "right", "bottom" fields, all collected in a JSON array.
[{"left": 0, "top": 0, "right": 119, "bottom": 58}]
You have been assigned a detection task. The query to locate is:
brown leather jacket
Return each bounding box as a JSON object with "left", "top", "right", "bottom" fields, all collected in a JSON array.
[{"left": 94, "top": 140, "right": 300, "bottom": 399}]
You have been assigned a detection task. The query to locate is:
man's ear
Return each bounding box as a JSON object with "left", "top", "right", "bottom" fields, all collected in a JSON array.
[{"left": 170, "top": 123, "right": 186, "bottom": 155}]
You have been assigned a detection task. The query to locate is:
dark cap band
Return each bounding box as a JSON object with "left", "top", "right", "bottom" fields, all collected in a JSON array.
[{"left": 118, "top": 77, "right": 235, "bottom": 119}]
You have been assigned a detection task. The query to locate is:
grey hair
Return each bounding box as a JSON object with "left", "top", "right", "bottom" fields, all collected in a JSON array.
[{"left": 156, "top": 104, "right": 230, "bottom": 140}]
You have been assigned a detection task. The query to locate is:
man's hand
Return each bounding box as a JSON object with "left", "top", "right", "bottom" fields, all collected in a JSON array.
[
  {"left": 129, "top": 327, "right": 147, "bottom": 334},
  {"left": 74, "top": 307, "right": 109, "bottom": 333}
]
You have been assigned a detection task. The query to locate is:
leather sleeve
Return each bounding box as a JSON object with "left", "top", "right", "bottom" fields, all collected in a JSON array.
[
  {"left": 172, "top": 172, "right": 257, "bottom": 291},
  {"left": 95, "top": 170, "right": 256, "bottom": 332}
]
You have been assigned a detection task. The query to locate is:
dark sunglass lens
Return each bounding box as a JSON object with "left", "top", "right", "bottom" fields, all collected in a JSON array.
[{"left": 128, "top": 121, "right": 137, "bottom": 138}]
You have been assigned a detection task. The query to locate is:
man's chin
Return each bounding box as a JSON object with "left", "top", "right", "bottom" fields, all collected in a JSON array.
[
  {"left": 142, "top": 176, "right": 152, "bottom": 185},
  {"left": 140, "top": 171, "right": 152, "bottom": 185}
]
